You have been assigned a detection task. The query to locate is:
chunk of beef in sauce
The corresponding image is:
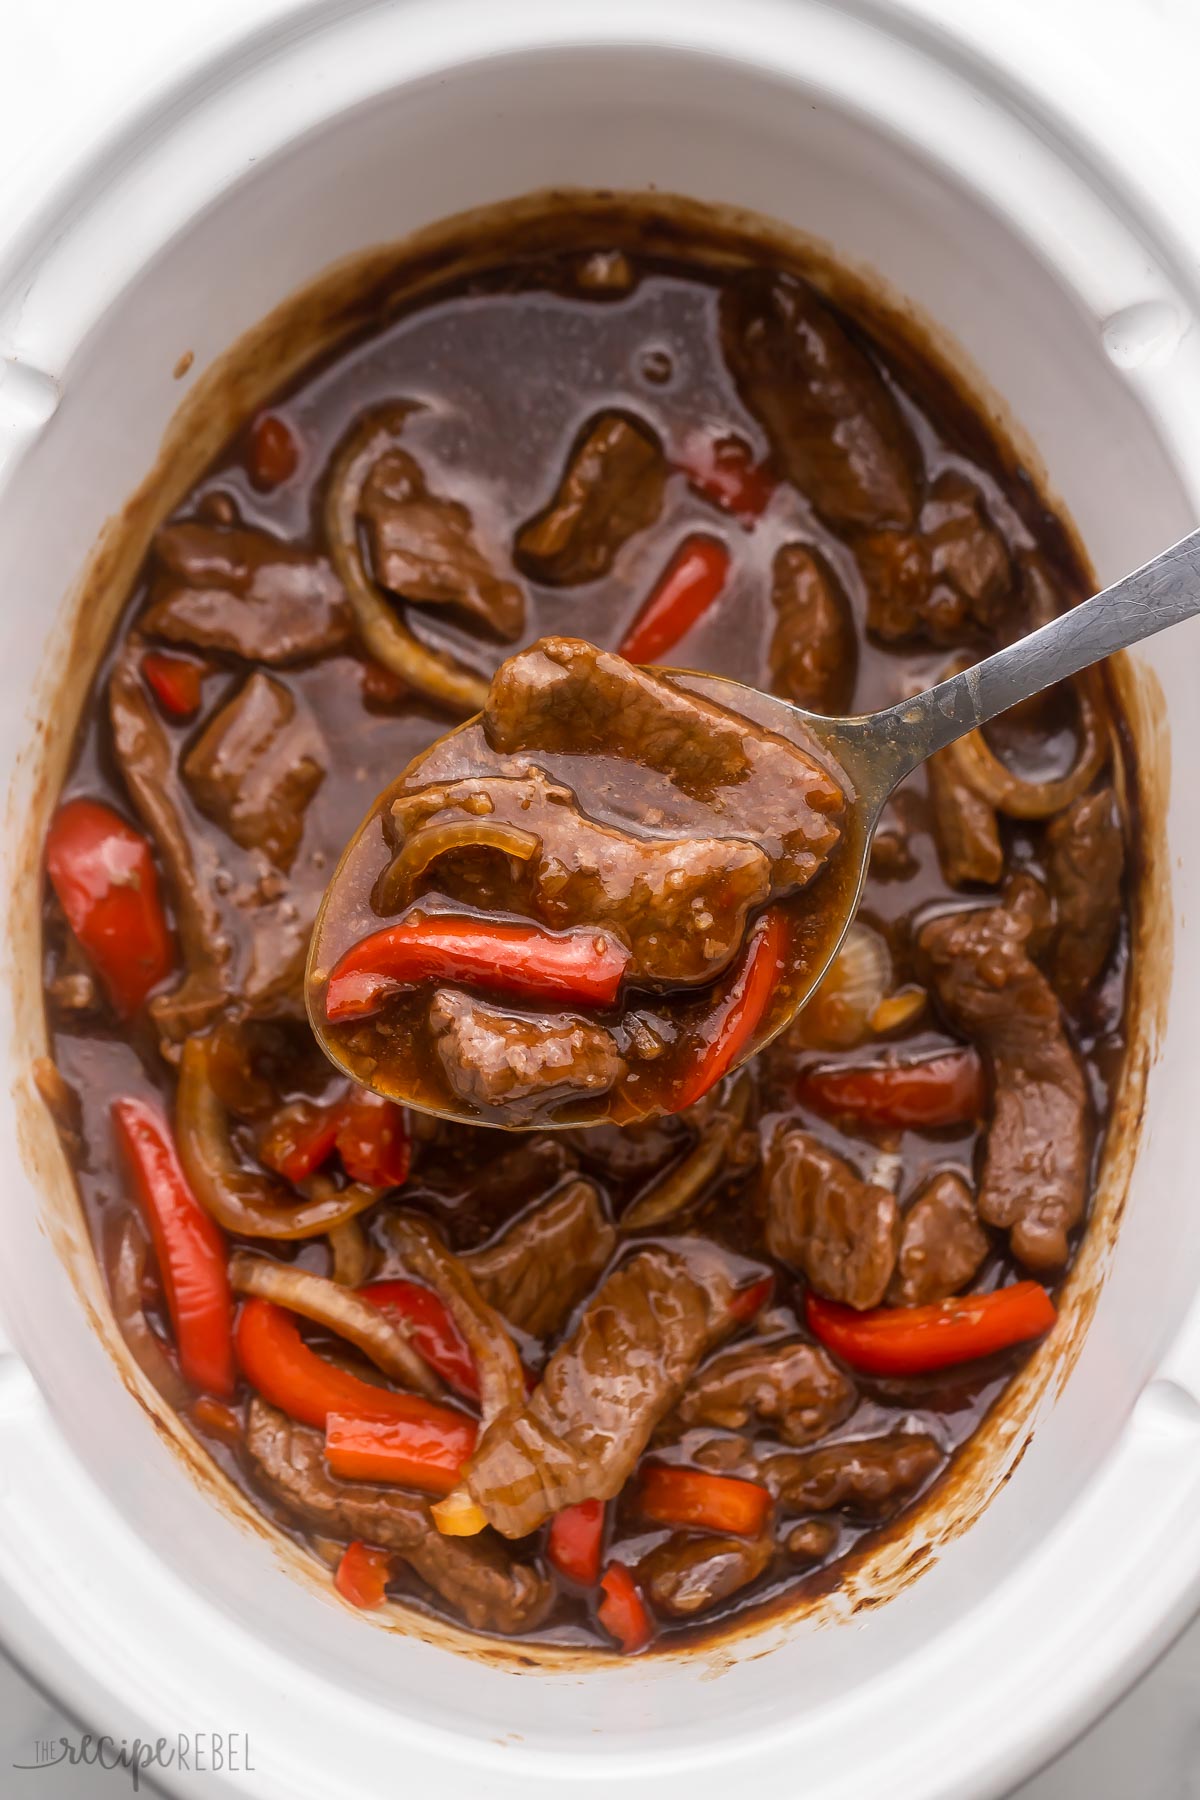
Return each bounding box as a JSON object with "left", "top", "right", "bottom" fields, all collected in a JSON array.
[
  {"left": 463, "top": 1178, "right": 617, "bottom": 1338},
  {"left": 483, "top": 638, "right": 845, "bottom": 891},
  {"left": 143, "top": 516, "right": 352, "bottom": 664},
  {"left": 460, "top": 1240, "right": 762, "bottom": 1537},
  {"left": 764, "top": 1127, "right": 899, "bottom": 1310},
  {"left": 1045, "top": 786, "right": 1125, "bottom": 1003},
  {"left": 768, "top": 543, "right": 857, "bottom": 715},
  {"left": 720, "top": 270, "right": 921, "bottom": 531},
  {"left": 429, "top": 988, "right": 625, "bottom": 1119},
  {"left": 245, "top": 1401, "right": 552, "bottom": 1633},
  {"left": 927, "top": 743, "right": 1003, "bottom": 888},
  {"left": 383, "top": 770, "right": 772, "bottom": 985},
  {"left": 515, "top": 412, "right": 668, "bottom": 584},
  {"left": 359, "top": 445, "right": 525, "bottom": 640},
  {"left": 857, "top": 472, "right": 1012, "bottom": 645},
  {"left": 887, "top": 1170, "right": 989, "bottom": 1306},
  {"left": 673, "top": 1336, "right": 855, "bottom": 1447},
  {"left": 637, "top": 1531, "right": 773, "bottom": 1620},
  {"left": 762, "top": 1431, "right": 943, "bottom": 1520},
  {"left": 919, "top": 879, "right": 1090, "bottom": 1272},
  {"left": 183, "top": 672, "right": 326, "bottom": 872}
]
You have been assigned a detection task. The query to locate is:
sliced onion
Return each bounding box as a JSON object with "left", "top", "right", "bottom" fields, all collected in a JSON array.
[
  {"left": 869, "top": 985, "right": 927, "bottom": 1035},
  {"left": 176, "top": 1037, "right": 379, "bottom": 1240},
  {"left": 324, "top": 407, "right": 489, "bottom": 717},
  {"left": 374, "top": 820, "right": 540, "bottom": 915},
  {"left": 328, "top": 1217, "right": 372, "bottom": 1288},
  {"left": 621, "top": 1068, "right": 753, "bottom": 1232},
  {"left": 385, "top": 1214, "right": 525, "bottom": 1428},
  {"left": 107, "top": 1214, "right": 192, "bottom": 1409},
  {"left": 229, "top": 1252, "right": 441, "bottom": 1397},
  {"left": 948, "top": 669, "right": 1109, "bottom": 820},
  {"left": 798, "top": 924, "right": 892, "bottom": 1050}
]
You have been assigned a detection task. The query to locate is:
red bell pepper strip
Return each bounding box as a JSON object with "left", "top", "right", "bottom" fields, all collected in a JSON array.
[
  {"left": 323, "top": 915, "right": 631, "bottom": 1023},
  {"left": 189, "top": 1396, "right": 243, "bottom": 1445},
  {"left": 673, "top": 909, "right": 788, "bottom": 1110},
  {"left": 618, "top": 535, "right": 731, "bottom": 665},
  {"left": 358, "top": 1279, "right": 479, "bottom": 1400},
  {"left": 325, "top": 1410, "right": 476, "bottom": 1497},
  {"left": 334, "top": 1540, "right": 394, "bottom": 1610},
  {"left": 677, "top": 431, "right": 775, "bottom": 522},
  {"left": 46, "top": 799, "right": 174, "bottom": 1019},
  {"left": 258, "top": 1099, "right": 343, "bottom": 1185},
  {"left": 142, "top": 651, "right": 204, "bottom": 719},
  {"left": 639, "top": 1465, "right": 772, "bottom": 1537},
  {"left": 548, "top": 1500, "right": 605, "bottom": 1586},
  {"left": 360, "top": 662, "right": 408, "bottom": 709},
  {"left": 259, "top": 1090, "right": 410, "bottom": 1191},
  {"left": 797, "top": 1047, "right": 986, "bottom": 1130},
  {"left": 806, "top": 1284, "right": 1057, "bottom": 1377},
  {"left": 728, "top": 1273, "right": 774, "bottom": 1325},
  {"left": 247, "top": 412, "right": 300, "bottom": 489},
  {"left": 335, "top": 1092, "right": 411, "bottom": 1189},
  {"left": 235, "top": 1296, "right": 470, "bottom": 1432},
  {"left": 112, "top": 1097, "right": 235, "bottom": 1397},
  {"left": 597, "top": 1563, "right": 653, "bottom": 1654}
]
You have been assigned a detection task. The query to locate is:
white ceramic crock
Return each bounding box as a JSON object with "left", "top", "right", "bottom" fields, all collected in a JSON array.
[{"left": 1, "top": 4, "right": 1199, "bottom": 1797}]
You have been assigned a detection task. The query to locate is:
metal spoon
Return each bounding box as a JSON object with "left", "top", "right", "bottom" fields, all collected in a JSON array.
[
  {"left": 308, "top": 525, "right": 1200, "bottom": 1124},
  {"left": 771, "top": 521, "right": 1200, "bottom": 921}
]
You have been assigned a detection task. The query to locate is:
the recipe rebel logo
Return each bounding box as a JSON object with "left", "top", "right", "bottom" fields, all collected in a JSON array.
[{"left": 13, "top": 1731, "right": 255, "bottom": 1789}]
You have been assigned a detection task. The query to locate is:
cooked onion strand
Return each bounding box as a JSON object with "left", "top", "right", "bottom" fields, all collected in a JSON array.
[
  {"left": 176, "top": 1038, "right": 378, "bottom": 1240},
  {"left": 229, "top": 1252, "right": 441, "bottom": 1397},
  {"left": 948, "top": 670, "right": 1108, "bottom": 820},
  {"left": 324, "top": 407, "right": 489, "bottom": 716}
]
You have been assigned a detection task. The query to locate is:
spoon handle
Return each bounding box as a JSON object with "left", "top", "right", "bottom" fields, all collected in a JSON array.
[{"left": 866, "top": 524, "right": 1200, "bottom": 788}]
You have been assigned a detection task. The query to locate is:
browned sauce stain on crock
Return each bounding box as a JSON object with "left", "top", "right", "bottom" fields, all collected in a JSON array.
[{"left": 5, "top": 188, "right": 1170, "bottom": 1678}]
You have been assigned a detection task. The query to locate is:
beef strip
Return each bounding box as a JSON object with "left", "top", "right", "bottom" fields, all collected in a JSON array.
[
  {"left": 387, "top": 770, "right": 771, "bottom": 985},
  {"left": 429, "top": 989, "right": 625, "bottom": 1118},
  {"left": 143, "top": 519, "right": 351, "bottom": 663},
  {"left": 182, "top": 672, "right": 326, "bottom": 871},
  {"left": 764, "top": 1127, "right": 899, "bottom": 1309},
  {"left": 857, "top": 472, "right": 1012, "bottom": 644},
  {"left": 483, "top": 638, "right": 844, "bottom": 891},
  {"left": 514, "top": 412, "right": 667, "bottom": 584},
  {"left": 360, "top": 446, "right": 525, "bottom": 640},
  {"left": 244, "top": 1401, "right": 551, "bottom": 1633},
  {"left": 768, "top": 543, "right": 857, "bottom": 715},
  {"left": 637, "top": 1531, "right": 773, "bottom": 1619},
  {"left": 926, "top": 747, "right": 1003, "bottom": 888},
  {"left": 886, "top": 1171, "right": 989, "bottom": 1306},
  {"left": 720, "top": 271, "right": 921, "bottom": 531},
  {"left": 785, "top": 1519, "right": 839, "bottom": 1563},
  {"left": 674, "top": 1337, "right": 855, "bottom": 1447},
  {"left": 109, "top": 642, "right": 232, "bottom": 1041},
  {"left": 464, "top": 1178, "right": 617, "bottom": 1337},
  {"left": 1045, "top": 786, "right": 1125, "bottom": 1003},
  {"left": 462, "top": 1239, "right": 754, "bottom": 1536},
  {"left": 762, "top": 1431, "right": 943, "bottom": 1519},
  {"left": 919, "top": 882, "right": 1089, "bottom": 1271}
]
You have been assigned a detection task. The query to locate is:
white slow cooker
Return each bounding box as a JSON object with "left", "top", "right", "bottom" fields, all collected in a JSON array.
[{"left": 1, "top": 3, "right": 1199, "bottom": 1796}]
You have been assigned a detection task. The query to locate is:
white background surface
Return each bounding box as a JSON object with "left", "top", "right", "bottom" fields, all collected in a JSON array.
[{"left": 1, "top": 0, "right": 1198, "bottom": 1793}]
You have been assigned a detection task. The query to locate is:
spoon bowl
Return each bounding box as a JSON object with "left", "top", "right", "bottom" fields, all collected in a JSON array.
[{"left": 307, "top": 524, "right": 1200, "bottom": 1127}]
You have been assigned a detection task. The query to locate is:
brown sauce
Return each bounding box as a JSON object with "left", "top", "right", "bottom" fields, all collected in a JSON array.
[{"left": 38, "top": 212, "right": 1133, "bottom": 1653}]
